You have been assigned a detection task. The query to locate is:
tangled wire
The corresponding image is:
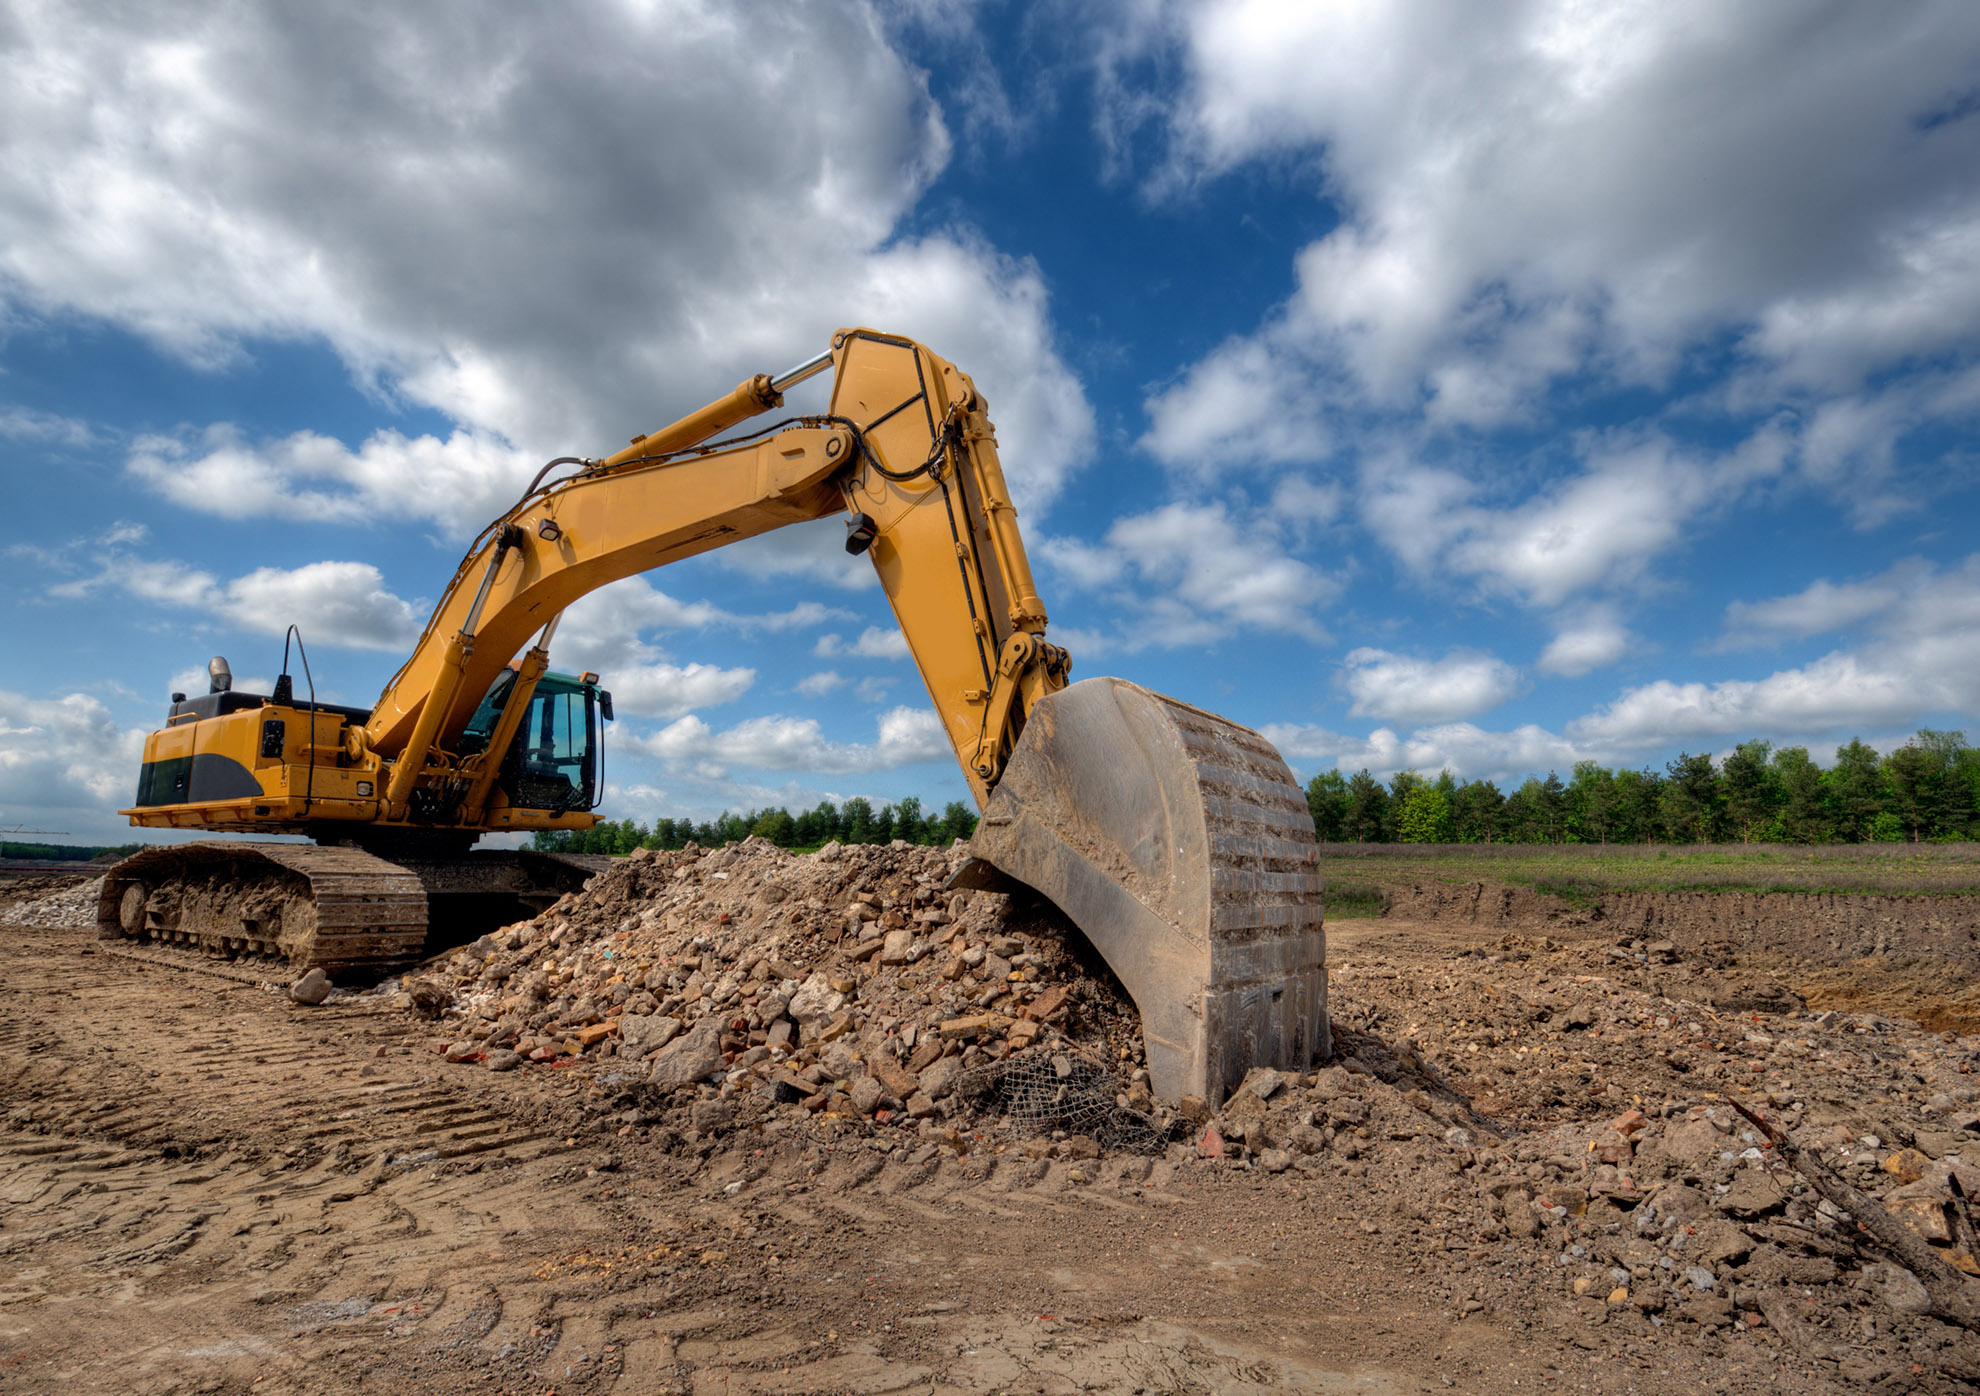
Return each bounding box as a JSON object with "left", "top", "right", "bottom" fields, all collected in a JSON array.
[{"left": 959, "top": 1048, "right": 1166, "bottom": 1155}]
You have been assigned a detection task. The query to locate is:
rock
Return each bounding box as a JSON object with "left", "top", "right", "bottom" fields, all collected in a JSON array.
[
  {"left": 1863, "top": 1262, "right": 1932, "bottom": 1314},
  {"left": 1238, "top": 1067, "right": 1285, "bottom": 1102},
  {"left": 289, "top": 968, "right": 333, "bottom": 1005},
  {"left": 1882, "top": 1148, "right": 1930, "bottom": 1183},
  {"left": 1611, "top": 1109, "right": 1648, "bottom": 1136},
  {"left": 647, "top": 1019, "right": 726, "bottom": 1090},
  {"left": 870, "top": 1055, "right": 918, "bottom": 1101},
  {"left": 787, "top": 973, "right": 846, "bottom": 1028},
  {"left": 444, "top": 1040, "right": 479, "bottom": 1063},
  {"left": 691, "top": 1098, "right": 736, "bottom": 1132},
  {"left": 880, "top": 928, "right": 916, "bottom": 965},
  {"left": 850, "top": 1076, "right": 886, "bottom": 1115},
  {"left": 1198, "top": 1125, "right": 1225, "bottom": 1160},
  {"left": 919, "top": 1056, "right": 963, "bottom": 1101},
  {"left": 1259, "top": 1148, "right": 1293, "bottom": 1173},
  {"left": 403, "top": 975, "right": 451, "bottom": 1018},
  {"left": 484, "top": 1049, "right": 522, "bottom": 1072},
  {"left": 904, "top": 1092, "right": 938, "bottom": 1120},
  {"left": 1715, "top": 1170, "right": 1786, "bottom": 1220}
]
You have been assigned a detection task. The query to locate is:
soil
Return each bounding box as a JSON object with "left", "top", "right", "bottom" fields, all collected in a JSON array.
[
  {"left": 6, "top": 868, "right": 1980, "bottom": 1395},
  {"left": 1380, "top": 881, "right": 1980, "bottom": 1033}
]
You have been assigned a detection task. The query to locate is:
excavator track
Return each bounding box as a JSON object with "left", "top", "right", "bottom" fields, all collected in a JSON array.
[{"left": 97, "top": 842, "right": 609, "bottom": 979}]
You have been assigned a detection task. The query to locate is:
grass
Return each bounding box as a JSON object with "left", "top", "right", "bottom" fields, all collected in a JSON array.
[{"left": 1313, "top": 841, "right": 1980, "bottom": 900}]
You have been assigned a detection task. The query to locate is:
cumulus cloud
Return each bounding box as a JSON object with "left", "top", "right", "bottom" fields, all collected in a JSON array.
[
  {"left": 51, "top": 554, "right": 422, "bottom": 651},
  {"left": 794, "top": 671, "right": 847, "bottom": 697},
  {"left": 1719, "top": 559, "right": 1932, "bottom": 647},
  {"left": 0, "top": 0, "right": 1093, "bottom": 532},
  {"left": 637, "top": 705, "right": 949, "bottom": 778},
  {"left": 551, "top": 576, "right": 859, "bottom": 719},
  {"left": 1139, "top": 0, "right": 1980, "bottom": 450},
  {"left": 1267, "top": 556, "right": 1980, "bottom": 778},
  {"left": 0, "top": 690, "right": 151, "bottom": 836},
  {"left": 1263, "top": 718, "right": 1586, "bottom": 785},
  {"left": 1361, "top": 427, "right": 1789, "bottom": 608},
  {"left": 1037, "top": 499, "right": 1335, "bottom": 648},
  {"left": 1341, "top": 647, "right": 1521, "bottom": 723},
  {"left": 1538, "top": 609, "right": 1634, "bottom": 677},
  {"left": 814, "top": 627, "right": 911, "bottom": 661}
]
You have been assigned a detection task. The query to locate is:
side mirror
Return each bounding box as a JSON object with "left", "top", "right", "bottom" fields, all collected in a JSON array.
[{"left": 597, "top": 689, "right": 614, "bottom": 722}]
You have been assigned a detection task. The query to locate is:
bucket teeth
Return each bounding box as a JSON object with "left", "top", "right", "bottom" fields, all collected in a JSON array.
[{"left": 966, "top": 677, "right": 1329, "bottom": 1107}]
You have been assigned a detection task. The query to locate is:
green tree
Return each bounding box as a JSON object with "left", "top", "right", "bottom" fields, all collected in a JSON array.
[
  {"left": 1610, "top": 768, "right": 1662, "bottom": 843},
  {"left": 750, "top": 808, "right": 796, "bottom": 845},
  {"left": 1770, "top": 746, "right": 1830, "bottom": 843},
  {"left": 937, "top": 801, "right": 977, "bottom": 843},
  {"left": 1450, "top": 779, "right": 1505, "bottom": 843},
  {"left": 1720, "top": 740, "right": 1780, "bottom": 842},
  {"left": 1306, "top": 770, "right": 1349, "bottom": 842},
  {"left": 1824, "top": 739, "right": 1884, "bottom": 842},
  {"left": 892, "top": 796, "right": 927, "bottom": 843},
  {"left": 1661, "top": 753, "right": 1720, "bottom": 842},
  {"left": 1564, "top": 761, "right": 1617, "bottom": 844},
  {"left": 1396, "top": 784, "right": 1454, "bottom": 843},
  {"left": 1884, "top": 730, "right": 1971, "bottom": 841},
  {"left": 1343, "top": 769, "right": 1389, "bottom": 842},
  {"left": 843, "top": 796, "right": 876, "bottom": 844}
]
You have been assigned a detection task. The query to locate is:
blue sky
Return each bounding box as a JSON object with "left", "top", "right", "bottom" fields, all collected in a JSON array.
[{"left": 3, "top": 0, "right": 1979, "bottom": 844}]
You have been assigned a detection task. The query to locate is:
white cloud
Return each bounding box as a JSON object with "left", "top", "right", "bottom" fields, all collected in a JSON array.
[
  {"left": 51, "top": 554, "right": 422, "bottom": 652},
  {"left": 814, "top": 627, "right": 911, "bottom": 661},
  {"left": 1341, "top": 647, "right": 1521, "bottom": 723},
  {"left": 1266, "top": 554, "right": 1980, "bottom": 778},
  {"left": 794, "top": 670, "right": 847, "bottom": 697},
  {"left": 1537, "top": 608, "right": 1633, "bottom": 677},
  {"left": 1361, "top": 427, "right": 1788, "bottom": 608},
  {"left": 0, "top": 406, "right": 94, "bottom": 447},
  {"left": 637, "top": 705, "right": 949, "bottom": 778},
  {"left": 1719, "top": 559, "right": 1930, "bottom": 647},
  {"left": 127, "top": 425, "right": 540, "bottom": 537},
  {"left": 1038, "top": 499, "right": 1335, "bottom": 648},
  {"left": 1143, "top": 0, "right": 1980, "bottom": 452},
  {"left": 0, "top": 1, "right": 1093, "bottom": 532},
  {"left": 1262, "top": 719, "right": 1585, "bottom": 785},
  {"left": 855, "top": 676, "right": 896, "bottom": 703},
  {"left": 0, "top": 690, "right": 151, "bottom": 836}
]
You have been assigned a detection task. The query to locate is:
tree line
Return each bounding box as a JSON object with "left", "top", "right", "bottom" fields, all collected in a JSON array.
[
  {"left": 0, "top": 841, "right": 145, "bottom": 863},
  {"left": 531, "top": 795, "right": 979, "bottom": 856},
  {"left": 1306, "top": 730, "right": 1980, "bottom": 845}
]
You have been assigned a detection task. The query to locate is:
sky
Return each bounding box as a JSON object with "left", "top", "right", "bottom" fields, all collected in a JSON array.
[{"left": 3, "top": 0, "right": 1979, "bottom": 845}]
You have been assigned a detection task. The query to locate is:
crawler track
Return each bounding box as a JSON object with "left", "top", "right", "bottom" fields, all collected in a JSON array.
[{"left": 96, "top": 842, "right": 608, "bottom": 977}]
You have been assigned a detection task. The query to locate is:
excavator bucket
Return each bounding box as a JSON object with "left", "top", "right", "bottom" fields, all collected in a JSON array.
[{"left": 961, "top": 677, "right": 1330, "bottom": 1107}]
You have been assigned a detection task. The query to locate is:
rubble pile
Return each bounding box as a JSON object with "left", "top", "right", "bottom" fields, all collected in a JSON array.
[
  {"left": 408, "top": 836, "right": 1166, "bottom": 1143},
  {"left": 2, "top": 877, "right": 99, "bottom": 929},
  {"left": 1195, "top": 933, "right": 1980, "bottom": 1381}
]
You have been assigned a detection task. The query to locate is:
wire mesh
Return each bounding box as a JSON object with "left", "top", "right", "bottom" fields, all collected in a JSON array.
[{"left": 958, "top": 1048, "right": 1165, "bottom": 1154}]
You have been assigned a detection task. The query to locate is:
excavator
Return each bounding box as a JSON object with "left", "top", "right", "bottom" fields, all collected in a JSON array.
[{"left": 100, "top": 329, "right": 1328, "bottom": 1104}]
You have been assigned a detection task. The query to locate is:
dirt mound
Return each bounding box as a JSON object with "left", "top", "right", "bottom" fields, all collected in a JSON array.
[
  {"left": 1, "top": 875, "right": 99, "bottom": 927},
  {"left": 399, "top": 836, "right": 1176, "bottom": 1150},
  {"left": 1380, "top": 881, "right": 1980, "bottom": 1032}
]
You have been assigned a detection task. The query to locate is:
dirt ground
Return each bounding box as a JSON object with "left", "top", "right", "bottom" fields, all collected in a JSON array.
[{"left": 4, "top": 895, "right": 1977, "bottom": 1394}]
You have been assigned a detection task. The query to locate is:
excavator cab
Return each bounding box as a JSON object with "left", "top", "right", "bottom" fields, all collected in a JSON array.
[{"left": 459, "top": 669, "right": 611, "bottom": 814}]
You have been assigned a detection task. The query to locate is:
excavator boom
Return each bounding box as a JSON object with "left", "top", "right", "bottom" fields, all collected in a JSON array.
[{"left": 106, "top": 328, "right": 1328, "bottom": 1103}]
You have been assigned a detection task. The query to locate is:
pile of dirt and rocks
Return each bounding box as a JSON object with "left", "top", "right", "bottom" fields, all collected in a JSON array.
[
  {"left": 2, "top": 875, "right": 99, "bottom": 927},
  {"left": 397, "top": 836, "right": 1173, "bottom": 1152},
  {"left": 1290, "top": 928, "right": 1980, "bottom": 1383}
]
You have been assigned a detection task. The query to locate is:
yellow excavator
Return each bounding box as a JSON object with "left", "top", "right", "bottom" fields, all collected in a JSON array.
[{"left": 100, "top": 329, "right": 1328, "bottom": 1103}]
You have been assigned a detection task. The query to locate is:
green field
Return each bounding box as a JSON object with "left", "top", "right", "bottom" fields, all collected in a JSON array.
[{"left": 1314, "top": 841, "right": 1980, "bottom": 916}]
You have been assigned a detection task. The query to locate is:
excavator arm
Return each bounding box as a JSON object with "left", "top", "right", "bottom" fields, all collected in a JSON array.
[{"left": 361, "top": 329, "right": 1068, "bottom": 820}]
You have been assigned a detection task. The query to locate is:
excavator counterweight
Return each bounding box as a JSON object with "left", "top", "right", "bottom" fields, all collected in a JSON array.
[{"left": 101, "top": 329, "right": 1329, "bottom": 1105}]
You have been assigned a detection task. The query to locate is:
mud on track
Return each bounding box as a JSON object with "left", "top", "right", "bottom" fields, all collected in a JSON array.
[{"left": 0, "top": 917, "right": 1937, "bottom": 1396}]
